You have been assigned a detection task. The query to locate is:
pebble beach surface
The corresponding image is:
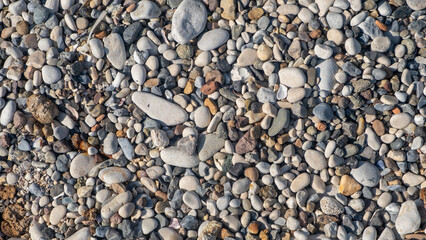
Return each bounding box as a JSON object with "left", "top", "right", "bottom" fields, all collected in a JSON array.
[{"left": 0, "top": 0, "right": 425, "bottom": 239}]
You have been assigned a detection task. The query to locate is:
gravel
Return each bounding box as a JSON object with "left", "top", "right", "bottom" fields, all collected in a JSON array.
[{"left": 0, "top": 0, "right": 424, "bottom": 239}]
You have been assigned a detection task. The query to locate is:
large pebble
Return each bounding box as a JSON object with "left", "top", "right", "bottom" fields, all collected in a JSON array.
[
  {"left": 160, "top": 147, "right": 200, "bottom": 168},
  {"left": 315, "top": 59, "right": 338, "bottom": 91},
  {"left": 103, "top": 33, "right": 126, "bottom": 70},
  {"left": 290, "top": 173, "right": 310, "bottom": 192},
  {"left": 99, "top": 167, "right": 132, "bottom": 184},
  {"left": 350, "top": 161, "right": 380, "bottom": 187},
  {"left": 183, "top": 191, "right": 201, "bottom": 209},
  {"left": 70, "top": 153, "right": 96, "bottom": 178},
  {"left": 237, "top": 48, "right": 258, "bottom": 66},
  {"left": 320, "top": 197, "right": 344, "bottom": 215},
  {"left": 406, "top": 0, "right": 426, "bottom": 10},
  {"left": 395, "top": 200, "right": 421, "bottom": 235},
  {"left": 268, "top": 109, "right": 289, "bottom": 137},
  {"left": 194, "top": 106, "right": 211, "bottom": 128},
  {"left": 313, "top": 103, "right": 333, "bottom": 122},
  {"left": 130, "top": 1, "right": 161, "bottom": 20},
  {"left": 197, "top": 134, "right": 225, "bottom": 161},
  {"left": 279, "top": 68, "right": 306, "bottom": 88},
  {"left": 131, "top": 64, "right": 146, "bottom": 85},
  {"left": 304, "top": 149, "right": 327, "bottom": 170},
  {"left": 0, "top": 101, "right": 16, "bottom": 126},
  {"left": 390, "top": 113, "right": 412, "bottom": 129},
  {"left": 89, "top": 38, "right": 105, "bottom": 58},
  {"left": 171, "top": 0, "right": 207, "bottom": 44},
  {"left": 158, "top": 228, "right": 183, "bottom": 240},
  {"left": 345, "top": 38, "right": 361, "bottom": 55},
  {"left": 42, "top": 65, "right": 61, "bottom": 84},
  {"left": 132, "top": 92, "right": 188, "bottom": 126},
  {"left": 197, "top": 29, "right": 229, "bottom": 51},
  {"left": 49, "top": 205, "right": 66, "bottom": 225}
]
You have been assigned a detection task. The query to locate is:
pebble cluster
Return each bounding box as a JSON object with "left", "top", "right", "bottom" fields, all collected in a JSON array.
[{"left": 0, "top": 0, "right": 425, "bottom": 239}]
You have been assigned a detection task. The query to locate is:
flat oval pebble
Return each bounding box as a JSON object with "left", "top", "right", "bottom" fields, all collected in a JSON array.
[
  {"left": 1, "top": 101, "right": 16, "bottom": 126},
  {"left": 42, "top": 65, "right": 61, "bottom": 84},
  {"left": 304, "top": 149, "right": 327, "bottom": 170},
  {"left": 103, "top": 33, "right": 126, "bottom": 70},
  {"left": 197, "top": 29, "right": 229, "bottom": 51},
  {"left": 132, "top": 92, "right": 188, "bottom": 126},
  {"left": 389, "top": 113, "right": 412, "bottom": 129},
  {"left": 49, "top": 205, "right": 66, "bottom": 225},
  {"left": 89, "top": 38, "right": 105, "bottom": 58},
  {"left": 279, "top": 67, "right": 306, "bottom": 88},
  {"left": 70, "top": 153, "right": 96, "bottom": 178},
  {"left": 130, "top": 1, "right": 161, "bottom": 20},
  {"left": 197, "top": 134, "right": 226, "bottom": 161},
  {"left": 98, "top": 167, "right": 132, "bottom": 184},
  {"left": 315, "top": 59, "right": 339, "bottom": 91},
  {"left": 313, "top": 103, "right": 333, "bottom": 122},
  {"left": 350, "top": 161, "right": 380, "bottom": 187}
]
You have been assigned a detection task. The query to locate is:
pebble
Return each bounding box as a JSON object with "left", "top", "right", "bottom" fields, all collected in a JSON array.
[
  {"left": 0, "top": 0, "right": 423, "bottom": 239},
  {"left": 132, "top": 92, "right": 188, "bottom": 126},
  {"left": 99, "top": 167, "right": 132, "bottom": 184},
  {"left": 197, "top": 134, "right": 225, "bottom": 161},
  {"left": 313, "top": 103, "right": 333, "bottom": 122},
  {"left": 395, "top": 200, "right": 421, "bottom": 235},
  {"left": 49, "top": 205, "right": 66, "bottom": 225},
  {"left": 320, "top": 196, "right": 344, "bottom": 215},
  {"left": 142, "top": 219, "right": 158, "bottom": 234},
  {"left": 350, "top": 161, "right": 380, "bottom": 187},
  {"left": 345, "top": 38, "right": 361, "bottom": 55},
  {"left": 339, "top": 175, "right": 362, "bottom": 196},
  {"left": 371, "top": 36, "right": 391, "bottom": 52},
  {"left": 130, "top": 1, "right": 161, "bottom": 20},
  {"left": 268, "top": 109, "right": 289, "bottom": 137},
  {"left": 316, "top": 59, "right": 339, "bottom": 91},
  {"left": 101, "top": 191, "right": 132, "bottom": 219},
  {"left": 290, "top": 173, "right": 310, "bottom": 192},
  {"left": 160, "top": 147, "right": 200, "bottom": 168},
  {"left": 65, "top": 227, "right": 91, "bottom": 240},
  {"left": 103, "top": 33, "right": 126, "bottom": 70},
  {"left": 41, "top": 66, "right": 61, "bottom": 84},
  {"left": 69, "top": 154, "right": 96, "bottom": 178},
  {"left": 193, "top": 106, "right": 211, "bottom": 128},
  {"left": 0, "top": 101, "right": 16, "bottom": 126},
  {"left": 314, "top": 44, "right": 333, "bottom": 59},
  {"left": 279, "top": 68, "right": 307, "bottom": 88},
  {"left": 197, "top": 29, "right": 229, "bottom": 51},
  {"left": 158, "top": 228, "right": 182, "bottom": 240},
  {"left": 171, "top": 0, "right": 207, "bottom": 44},
  {"left": 183, "top": 191, "right": 201, "bottom": 209},
  {"left": 237, "top": 48, "right": 258, "bottom": 66},
  {"left": 89, "top": 38, "right": 105, "bottom": 58},
  {"left": 390, "top": 113, "right": 412, "bottom": 129}
]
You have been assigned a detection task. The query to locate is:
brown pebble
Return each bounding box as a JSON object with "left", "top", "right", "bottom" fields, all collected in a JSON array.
[
  {"left": 201, "top": 81, "right": 219, "bottom": 95},
  {"left": 247, "top": 221, "right": 260, "bottom": 234},
  {"left": 244, "top": 167, "right": 259, "bottom": 182},
  {"left": 248, "top": 8, "right": 264, "bottom": 20},
  {"left": 339, "top": 175, "right": 362, "bottom": 196}
]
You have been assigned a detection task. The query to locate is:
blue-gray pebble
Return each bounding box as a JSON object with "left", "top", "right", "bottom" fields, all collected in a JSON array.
[{"left": 313, "top": 103, "right": 333, "bottom": 122}]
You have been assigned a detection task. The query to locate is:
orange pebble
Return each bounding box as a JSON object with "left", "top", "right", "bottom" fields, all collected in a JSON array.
[
  {"left": 316, "top": 122, "right": 327, "bottom": 131},
  {"left": 375, "top": 20, "right": 388, "bottom": 31},
  {"left": 94, "top": 31, "right": 108, "bottom": 39},
  {"left": 392, "top": 108, "right": 401, "bottom": 114}
]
